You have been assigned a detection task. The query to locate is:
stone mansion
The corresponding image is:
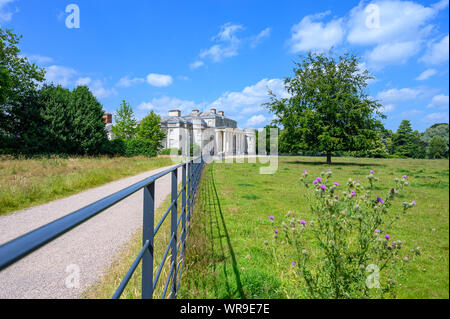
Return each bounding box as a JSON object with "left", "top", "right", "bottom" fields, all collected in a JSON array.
[{"left": 160, "top": 109, "right": 256, "bottom": 156}]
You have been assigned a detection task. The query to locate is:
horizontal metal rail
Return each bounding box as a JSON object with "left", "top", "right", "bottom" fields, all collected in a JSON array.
[{"left": 0, "top": 156, "right": 205, "bottom": 299}]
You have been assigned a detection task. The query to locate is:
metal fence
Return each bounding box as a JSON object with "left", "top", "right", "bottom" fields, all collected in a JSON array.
[{"left": 0, "top": 157, "right": 205, "bottom": 299}]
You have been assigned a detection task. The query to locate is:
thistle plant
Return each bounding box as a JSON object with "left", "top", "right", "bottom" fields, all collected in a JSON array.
[
  {"left": 366, "top": 170, "right": 379, "bottom": 189},
  {"left": 269, "top": 169, "right": 417, "bottom": 299}
]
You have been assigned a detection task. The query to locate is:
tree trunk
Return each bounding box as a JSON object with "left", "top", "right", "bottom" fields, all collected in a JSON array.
[{"left": 326, "top": 153, "right": 332, "bottom": 164}]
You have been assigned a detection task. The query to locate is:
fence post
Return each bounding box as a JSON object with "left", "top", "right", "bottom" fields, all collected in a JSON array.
[
  {"left": 182, "top": 164, "right": 187, "bottom": 253},
  {"left": 170, "top": 169, "right": 178, "bottom": 298},
  {"left": 142, "top": 182, "right": 155, "bottom": 299}
]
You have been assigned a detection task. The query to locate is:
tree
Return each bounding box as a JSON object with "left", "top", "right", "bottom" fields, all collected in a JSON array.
[
  {"left": 264, "top": 51, "right": 384, "bottom": 164},
  {"left": 1, "top": 28, "right": 45, "bottom": 150},
  {"left": 428, "top": 136, "right": 447, "bottom": 159},
  {"left": 111, "top": 100, "right": 137, "bottom": 140},
  {"left": 392, "top": 120, "right": 418, "bottom": 158},
  {"left": 421, "top": 123, "right": 449, "bottom": 158},
  {"left": 136, "top": 110, "right": 166, "bottom": 150}
]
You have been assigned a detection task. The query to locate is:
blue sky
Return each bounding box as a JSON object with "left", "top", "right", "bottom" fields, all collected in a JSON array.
[{"left": 1, "top": 0, "right": 448, "bottom": 132}]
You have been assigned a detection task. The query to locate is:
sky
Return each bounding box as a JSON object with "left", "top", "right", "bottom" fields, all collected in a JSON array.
[{"left": 1, "top": 0, "right": 448, "bottom": 132}]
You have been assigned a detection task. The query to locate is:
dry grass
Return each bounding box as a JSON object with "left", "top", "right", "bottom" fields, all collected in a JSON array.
[{"left": 0, "top": 155, "right": 175, "bottom": 215}]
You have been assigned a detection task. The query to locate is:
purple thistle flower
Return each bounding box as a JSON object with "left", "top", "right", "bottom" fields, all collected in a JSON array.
[
  {"left": 412, "top": 200, "right": 416, "bottom": 206},
  {"left": 303, "top": 170, "right": 308, "bottom": 174},
  {"left": 313, "top": 180, "right": 318, "bottom": 184},
  {"left": 291, "top": 261, "right": 296, "bottom": 266},
  {"left": 328, "top": 168, "right": 332, "bottom": 172},
  {"left": 350, "top": 190, "right": 356, "bottom": 197},
  {"left": 269, "top": 216, "right": 274, "bottom": 220},
  {"left": 274, "top": 230, "right": 279, "bottom": 234},
  {"left": 300, "top": 220, "right": 307, "bottom": 225},
  {"left": 377, "top": 197, "right": 385, "bottom": 204},
  {"left": 316, "top": 177, "right": 322, "bottom": 181},
  {"left": 370, "top": 170, "right": 374, "bottom": 174},
  {"left": 403, "top": 175, "right": 407, "bottom": 179},
  {"left": 320, "top": 184, "right": 327, "bottom": 190},
  {"left": 333, "top": 182, "right": 339, "bottom": 186},
  {"left": 375, "top": 229, "right": 380, "bottom": 233},
  {"left": 385, "top": 234, "right": 390, "bottom": 240}
]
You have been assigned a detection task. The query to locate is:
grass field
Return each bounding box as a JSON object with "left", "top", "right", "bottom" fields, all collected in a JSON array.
[
  {"left": 84, "top": 156, "right": 449, "bottom": 299},
  {"left": 0, "top": 155, "right": 175, "bottom": 216}
]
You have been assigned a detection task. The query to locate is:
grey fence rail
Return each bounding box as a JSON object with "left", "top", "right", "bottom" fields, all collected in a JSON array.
[{"left": 0, "top": 156, "right": 205, "bottom": 299}]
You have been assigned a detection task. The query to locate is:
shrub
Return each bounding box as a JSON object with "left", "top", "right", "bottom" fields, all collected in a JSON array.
[
  {"left": 158, "top": 148, "right": 181, "bottom": 155},
  {"left": 124, "top": 138, "right": 157, "bottom": 157},
  {"left": 266, "top": 169, "right": 417, "bottom": 298}
]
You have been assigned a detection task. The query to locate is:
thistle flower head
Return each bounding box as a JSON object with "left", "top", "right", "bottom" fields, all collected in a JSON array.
[
  {"left": 269, "top": 216, "right": 274, "bottom": 220},
  {"left": 320, "top": 184, "right": 327, "bottom": 190},
  {"left": 377, "top": 197, "right": 385, "bottom": 204},
  {"left": 385, "top": 234, "right": 391, "bottom": 240}
]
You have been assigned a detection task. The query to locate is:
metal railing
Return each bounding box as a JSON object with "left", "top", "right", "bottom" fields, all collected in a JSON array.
[{"left": 0, "top": 156, "right": 205, "bottom": 299}]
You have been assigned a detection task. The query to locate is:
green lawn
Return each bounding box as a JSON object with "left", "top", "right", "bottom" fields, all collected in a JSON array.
[
  {"left": 83, "top": 156, "right": 449, "bottom": 299},
  {"left": 0, "top": 155, "right": 175, "bottom": 215},
  {"left": 179, "top": 156, "right": 449, "bottom": 299}
]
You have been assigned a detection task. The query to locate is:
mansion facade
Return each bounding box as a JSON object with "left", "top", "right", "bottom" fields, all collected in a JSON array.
[{"left": 160, "top": 109, "right": 256, "bottom": 156}]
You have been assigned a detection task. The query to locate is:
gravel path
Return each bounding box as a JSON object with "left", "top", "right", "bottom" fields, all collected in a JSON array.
[{"left": 0, "top": 164, "right": 182, "bottom": 299}]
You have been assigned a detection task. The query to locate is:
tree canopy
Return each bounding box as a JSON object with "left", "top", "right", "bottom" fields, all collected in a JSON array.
[
  {"left": 264, "top": 51, "right": 384, "bottom": 163},
  {"left": 111, "top": 100, "right": 137, "bottom": 140}
]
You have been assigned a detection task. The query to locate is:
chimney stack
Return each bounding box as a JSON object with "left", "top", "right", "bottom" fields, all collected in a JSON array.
[
  {"left": 210, "top": 108, "right": 216, "bottom": 114},
  {"left": 168, "top": 110, "right": 181, "bottom": 117},
  {"left": 218, "top": 111, "right": 224, "bottom": 116},
  {"left": 192, "top": 109, "right": 199, "bottom": 115},
  {"left": 103, "top": 112, "right": 112, "bottom": 124}
]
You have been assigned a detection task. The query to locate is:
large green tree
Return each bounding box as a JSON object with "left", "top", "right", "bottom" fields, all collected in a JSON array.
[
  {"left": 0, "top": 28, "right": 45, "bottom": 150},
  {"left": 421, "top": 123, "right": 449, "bottom": 158},
  {"left": 136, "top": 110, "right": 166, "bottom": 150},
  {"left": 264, "top": 52, "right": 384, "bottom": 164},
  {"left": 112, "top": 100, "right": 137, "bottom": 140},
  {"left": 428, "top": 136, "right": 447, "bottom": 159},
  {"left": 392, "top": 120, "right": 419, "bottom": 158}
]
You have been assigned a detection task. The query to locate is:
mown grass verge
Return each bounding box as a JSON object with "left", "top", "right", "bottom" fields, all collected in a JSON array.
[{"left": 0, "top": 155, "right": 175, "bottom": 215}]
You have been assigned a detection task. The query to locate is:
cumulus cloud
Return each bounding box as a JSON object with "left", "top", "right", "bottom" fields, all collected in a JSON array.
[
  {"left": 366, "top": 41, "right": 422, "bottom": 68},
  {"left": 189, "top": 61, "right": 205, "bottom": 70},
  {"left": 199, "top": 23, "right": 243, "bottom": 62},
  {"left": 137, "top": 96, "right": 198, "bottom": 113},
  {"left": 415, "top": 68, "right": 438, "bottom": 81},
  {"left": 378, "top": 104, "right": 396, "bottom": 113},
  {"left": 45, "top": 65, "right": 77, "bottom": 87},
  {"left": 88, "top": 80, "right": 117, "bottom": 99},
  {"left": 76, "top": 77, "right": 92, "bottom": 86},
  {"left": 116, "top": 76, "right": 145, "bottom": 88},
  {"left": 420, "top": 34, "right": 449, "bottom": 65},
  {"left": 422, "top": 112, "right": 449, "bottom": 123},
  {"left": 289, "top": 11, "right": 345, "bottom": 52},
  {"left": 377, "top": 87, "right": 425, "bottom": 103},
  {"left": 250, "top": 27, "right": 272, "bottom": 48},
  {"left": 26, "top": 54, "right": 54, "bottom": 65},
  {"left": 246, "top": 114, "right": 268, "bottom": 127},
  {"left": 0, "top": 0, "right": 15, "bottom": 22},
  {"left": 427, "top": 94, "right": 449, "bottom": 109},
  {"left": 146, "top": 73, "right": 173, "bottom": 87}
]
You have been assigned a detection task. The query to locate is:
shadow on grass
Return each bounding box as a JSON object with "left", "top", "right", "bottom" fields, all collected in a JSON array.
[{"left": 203, "top": 165, "right": 246, "bottom": 299}]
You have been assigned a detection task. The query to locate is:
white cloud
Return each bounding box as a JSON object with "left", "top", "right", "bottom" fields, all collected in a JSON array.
[
  {"left": 76, "top": 77, "right": 92, "bottom": 86},
  {"left": 246, "top": 114, "right": 268, "bottom": 127},
  {"left": 146, "top": 73, "right": 173, "bottom": 87},
  {"left": 89, "top": 80, "right": 117, "bottom": 99},
  {"left": 422, "top": 112, "right": 449, "bottom": 123},
  {"left": 45, "top": 65, "right": 77, "bottom": 87},
  {"left": 250, "top": 27, "right": 271, "bottom": 48},
  {"left": 189, "top": 61, "right": 205, "bottom": 70},
  {"left": 366, "top": 41, "right": 422, "bottom": 68},
  {"left": 379, "top": 104, "right": 396, "bottom": 113},
  {"left": 289, "top": 11, "right": 345, "bottom": 52},
  {"left": 427, "top": 94, "right": 449, "bottom": 109},
  {"left": 377, "top": 87, "right": 425, "bottom": 103},
  {"left": 0, "top": 0, "right": 15, "bottom": 22},
  {"left": 26, "top": 54, "right": 54, "bottom": 65},
  {"left": 200, "top": 44, "right": 239, "bottom": 62},
  {"left": 420, "top": 34, "right": 449, "bottom": 65},
  {"left": 210, "top": 78, "right": 289, "bottom": 115},
  {"left": 138, "top": 96, "right": 199, "bottom": 114},
  {"left": 415, "top": 68, "right": 438, "bottom": 80},
  {"left": 198, "top": 23, "right": 243, "bottom": 62},
  {"left": 116, "top": 76, "right": 145, "bottom": 88}
]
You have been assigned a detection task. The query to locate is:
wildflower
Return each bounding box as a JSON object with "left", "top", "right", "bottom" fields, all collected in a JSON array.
[
  {"left": 403, "top": 175, "right": 407, "bottom": 179},
  {"left": 333, "top": 182, "right": 339, "bottom": 186},
  {"left": 313, "top": 180, "right": 318, "bottom": 184},
  {"left": 377, "top": 197, "right": 385, "bottom": 204},
  {"left": 370, "top": 170, "right": 374, "bottom": 174},
  {"left": 328, "top": 168, "right": 332, "bottom": 172},
  {"left": 274, "top": 230, "right": 279, "bottom": 234},
  {"left": 316, "top": 177, "right": 322, "bottom": 182},
  {"left": 269, "top": 216, "right": 274, "bottom": 220},
  {"left": 375, "top": 229, "right": 380, "bottom": 233},
  {"left": 303, "top": 170, "right": 308, "bottom": 174},
  {"left": 350, "top": 190, "right": 356, "bottom": 197},
  {"left": 412, "top": 200, "right": 416, "bottom": 206},
  {"left": 385, "top": 234, "right": 391, "bottom": 240},
  {"left": 291, "top": 261, "right": 296, "bottom": 266},
  {"left": 299, "top": 220, "right": 307, "bottom": 225},
  {"left": 320, "top": 184, "right": 327, "bottom": 190}
]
